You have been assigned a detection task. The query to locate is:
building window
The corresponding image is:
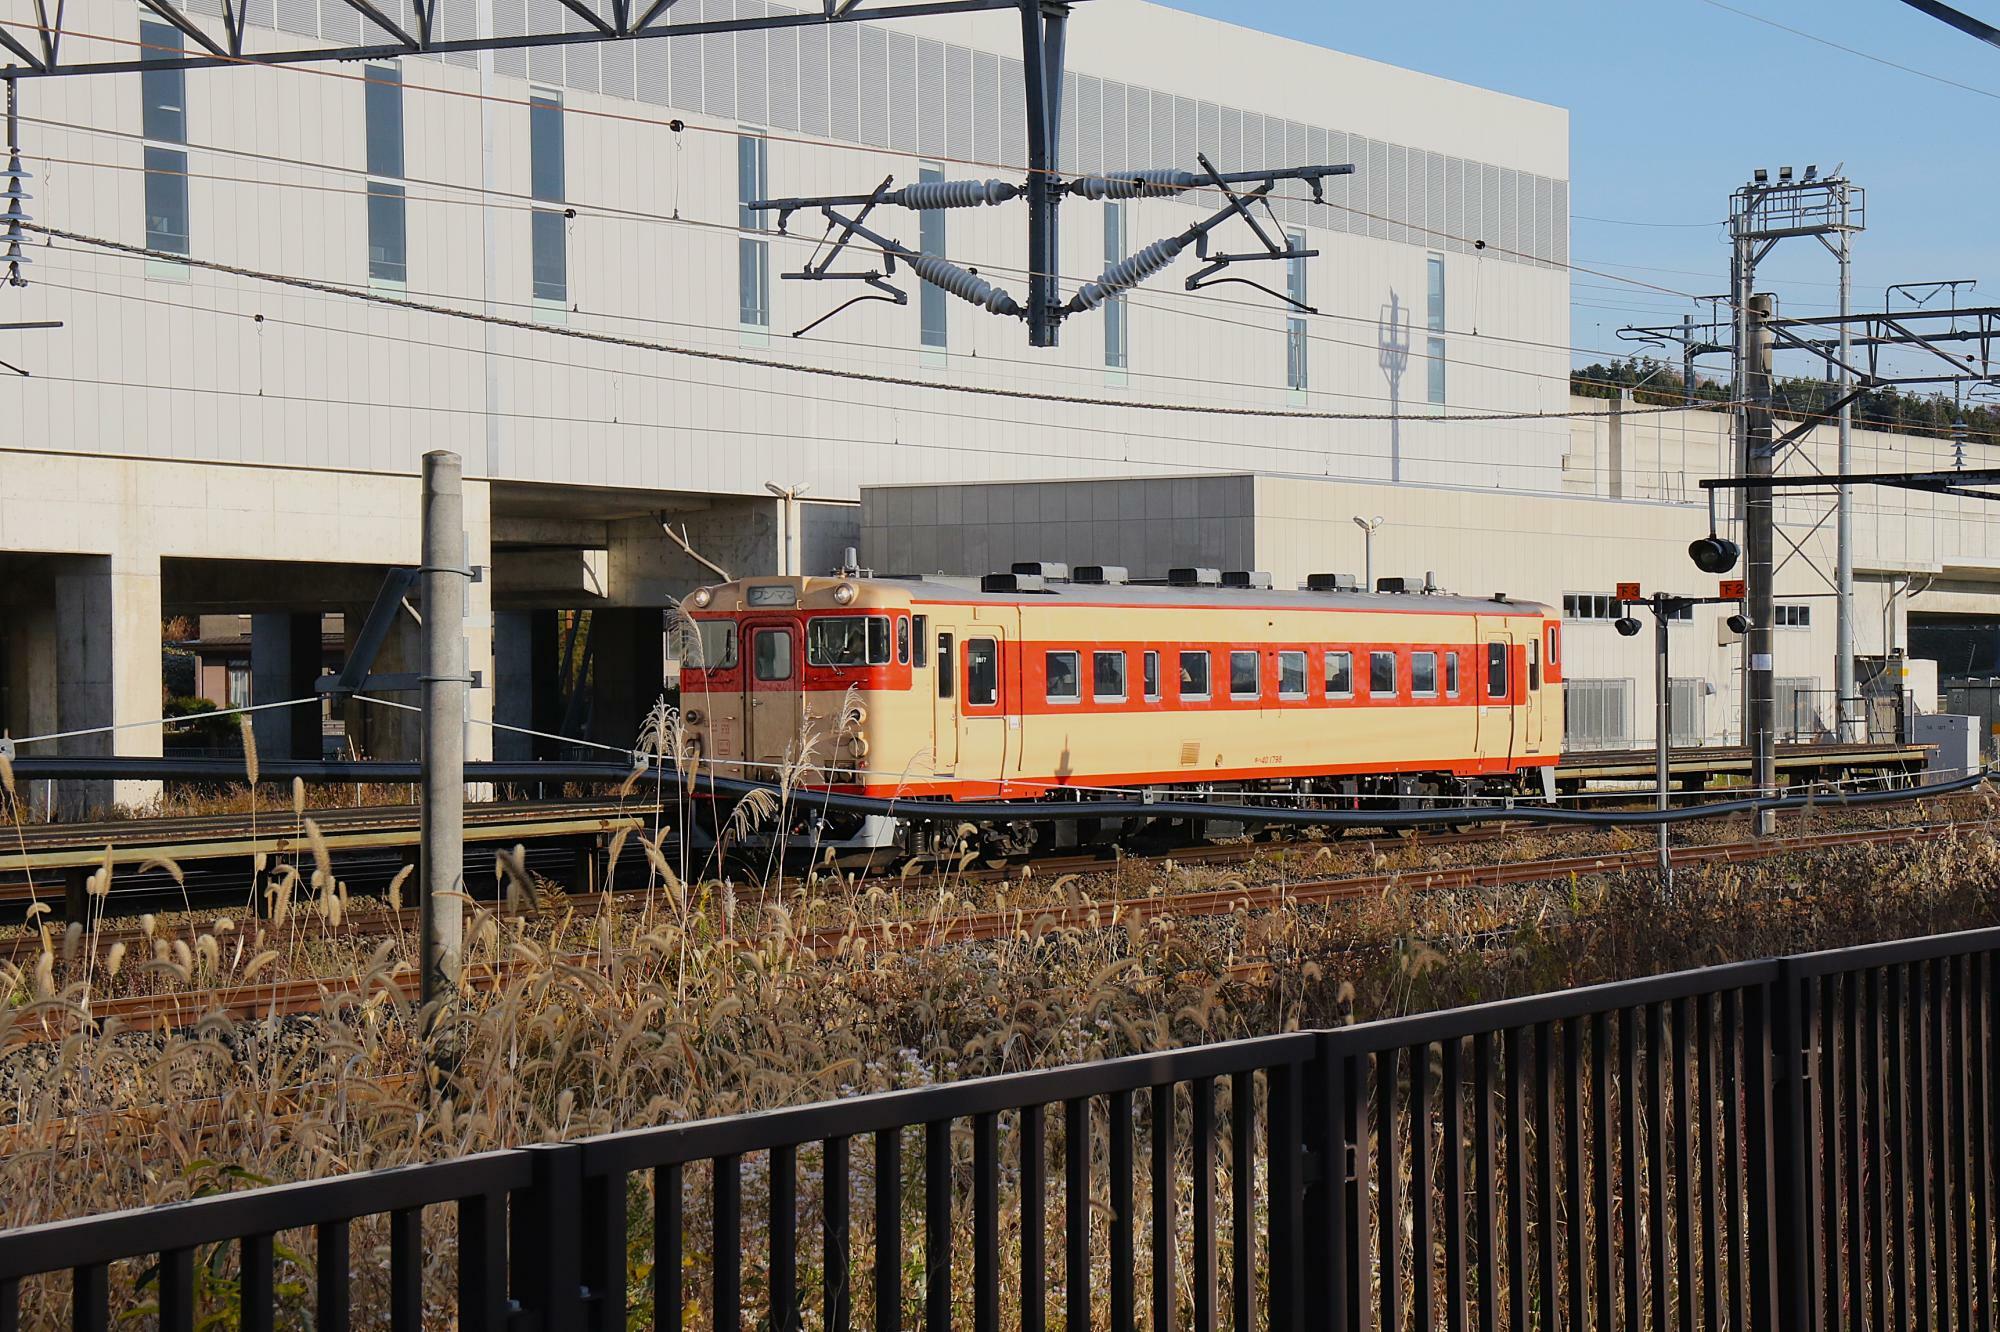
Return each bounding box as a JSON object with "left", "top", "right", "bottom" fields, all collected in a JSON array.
[
  {"left": 140, "top": 22, "right": 189, "bottom": 258},
  {"left": 738, "top": 130, "right": 771, "bottom": 331},
  {"left": 1045, "top": 650, "right": 1080, "bottom": 703},
  {"left": 1665, "top": 600, "right": 1694, "bottom": 623},
  {"left": 1286, "top": 231, "right": 1308, "bottom": 391},
  {"left": 1776, "top": 604, "right": 1812, "bottom": 628},
  {"left": 530, "top": 92, "right": 566, "bottom": 304},
  {"left": 1426, "top": 252, "right": 1446, "bottom": 405},
  {"left": 225, "top": 660, "right": 251, "bottom": 709},
  {"left": 919, "top": 163, "right": 948, "bottom": 350},
  {"left": 1370, "top": 650, "right": 1398, "bottom": 697},
  {"left": 1324, "top": 650, "right": 1353, "bottom": 698},
  {"left": 145, "top": 147, "right": 190, "bottom": 255},
  {"left": 1093, "top": 650, "right": 1126, "bottom": 702},
  {"left": 533, "top": 210, "right": 567, "bottom": 303},
  {"left": 1563, "top": 593, "right": 1622, "bottom": 622},
  {"left": 1230, "top": 650, "right": 1261, "bottom": 699},
  {"left": 140, "top": 22, "right": 186, "bottom": 143},
  {"left": 367, "top": 183, "right": 408, "bottom": 283},
  {"left": 1179, "top": 650, "right": 1210, "bottom": 701},
  {"left": 364, "top": 65, "right": 406, "bottom": 283},
  {"left": 1104, "top": 202, "right": 1129, "bottom": 371}
]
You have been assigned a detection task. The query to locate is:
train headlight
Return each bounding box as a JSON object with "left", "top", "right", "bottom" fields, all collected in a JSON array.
[
  {"left": 832, "top": 582, "right": 858, "bottom": 605},
  {"left": 848, "top": 735, "right": 870, "bottom": 759},
  {"left": 691, "top": 587, "right": 714, "bottom": 609},
  {"left": 684, "top": 708, "right": 704, "bottom": 726}
]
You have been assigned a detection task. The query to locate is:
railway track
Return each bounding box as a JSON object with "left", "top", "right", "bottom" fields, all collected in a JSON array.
[
  {"left": 0, "top": 818, "right": 1596, "bottom": 966},
  {"left": 13, "top": 814, "right": 1984, "bottom": 1036}
]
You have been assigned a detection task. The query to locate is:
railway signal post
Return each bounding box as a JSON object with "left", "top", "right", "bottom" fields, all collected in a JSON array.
[{"left": 1616, "top": 583, "right": 1752, "bottom": 886}]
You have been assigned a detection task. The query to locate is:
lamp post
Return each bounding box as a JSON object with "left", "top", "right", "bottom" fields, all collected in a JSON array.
[
  {"left": 1352, "top": 515, "right": 1385, "bottom": 590},
  {"left": 763, "top": 481, "right": 810, "bottom": 577}
]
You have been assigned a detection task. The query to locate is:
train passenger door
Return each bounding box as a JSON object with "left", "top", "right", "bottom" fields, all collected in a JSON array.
[
  {"left": 957, "top": 628, "right": 1009, "bottom": 792},
  {"left": 1476, "top": 621, "right": 1516, "bottom": 765},
  {"left": 931, "top": 626, "right": 959, "bottom": 772},
  {"left": 1521, "top": 633, "right": 1543, "bottom": 754},
  {"left": 743, "top": 619, "right": 802, "bottom": 770}
]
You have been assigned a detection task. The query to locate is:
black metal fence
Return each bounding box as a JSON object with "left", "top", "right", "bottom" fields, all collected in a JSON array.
[{"left": 3, "top": 926, "right": 1996, "bottom": 1331}]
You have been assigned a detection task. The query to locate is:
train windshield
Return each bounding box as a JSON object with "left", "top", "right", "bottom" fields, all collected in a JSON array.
[
  {"left": 685, "top": 619, "right": 738, "bottom": 671},
  {"left": 808, "top": 616, "right": 892, "bottom": 667}
]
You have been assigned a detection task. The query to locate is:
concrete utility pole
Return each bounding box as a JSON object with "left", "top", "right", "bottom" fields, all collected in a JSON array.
[
  {"left": 1745, "top": 296, "right": 1778, "bottom": 834},
  {"left": 419, "top": 450, "right": 467, "bottom": 1004}
]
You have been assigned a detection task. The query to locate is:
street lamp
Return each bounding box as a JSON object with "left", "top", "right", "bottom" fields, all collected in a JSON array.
[
  {"left": 1352, "top": 515, "right": 1385, "bottom": 590},
  {"left": 763, "top": 481, "right": 810, "bottom": 576}
]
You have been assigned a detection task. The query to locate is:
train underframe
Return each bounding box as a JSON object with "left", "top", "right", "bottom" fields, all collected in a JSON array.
[{"left": 700, "top": 768, "right": 1556, "bottom": 866}]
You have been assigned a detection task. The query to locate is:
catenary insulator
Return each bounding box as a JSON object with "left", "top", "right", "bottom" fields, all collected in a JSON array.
[
  {"left": 906, "top": 253, "right": 1023, "bottom": 317},
  {"left": 887, "top": 178, "right": 1021, "bottom": 210},
  {"left": 1068, "top": 169, "right": 1199, "bottom": 201},
  {"left": 1066, "top": 233, "right": 1189, "bottom": 311}
]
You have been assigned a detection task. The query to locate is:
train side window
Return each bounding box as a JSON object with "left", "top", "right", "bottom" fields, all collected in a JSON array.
[
  {"left": 912, "top": 615, "right": 928, "bottom": 667},
  {"left": 1486, "top": 642, "right": 1508, "bottom": 700},
  {"left": 966, "top": 638, "right": 997, "bottom": 706},
  {"left": 1179, "top": 650, "right": 1211, "bottom": 701},
  {"left": 1093, "top": 650, "right": 1127, "bottom": 702},
  {"left": 1445, "top": 651, "right": 1460, "bottom": 698},
  {"left": 897, "top": 615, "right": 910, "bottom": 665},
  {"left": 1143, "top": 651, "right": 1161, "bottom": 701},
  {"left": 1528, "top": 639, "right": 1541, "bottom": 691},
  {"left": 1277, "top": 651, "right": 1307, "bottom": 700},
  {"left": 1546, "top": 623, "right": 1560, "bottom": 666},
  {"left": 937, "top": 634, "right": 954, "bottom": 698},
  {"left": 1411, "top": 651, "right": 1438, "bottom": 698},
  {"left": 1230, "top": 650, "right": 1260, "bottom": 699},
  {"left": 1045, "top": 651, "right": 1081, "bottom": 703},
  {"left": 1325, "top": 650, "right": 1353, "bottom": 698},
  {"left": 1369, "top": 650, "right": 1398, "bottom": 697}
]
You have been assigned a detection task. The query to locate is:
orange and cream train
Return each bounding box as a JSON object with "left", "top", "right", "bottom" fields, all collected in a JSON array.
[{"left": 679, "top": 567, "right": 1564, "bottom": 855}]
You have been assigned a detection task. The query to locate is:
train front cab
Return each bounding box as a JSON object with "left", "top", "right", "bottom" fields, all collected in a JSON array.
[{"left": 681, "top": 577, "right": 915, "bottom": 850}]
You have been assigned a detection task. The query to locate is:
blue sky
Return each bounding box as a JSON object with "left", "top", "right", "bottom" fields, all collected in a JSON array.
[{"left": 1161, "top": 0, "right": 1998, "bottom": 375}]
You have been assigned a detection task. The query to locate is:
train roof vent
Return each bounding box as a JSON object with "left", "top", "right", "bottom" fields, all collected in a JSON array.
[
  {"left": 1073, "top": 564, "right": 1129, "bottom": 585},
  {"left": 1305, "top": 572, "right": 1361, "bottom": 592},
  {"left": 982, "top": 571, "right": 1047, "bottom": 593},
  {"left": 1375, "top": 576, "right": 1416, "bottom": 594},
  {"left": 1222, "top": 570, "right": 1274, "bottom": 589},
  {"left": 1011, "top": 561, "right": 1069, "bottom": 582},
  {"left": 1490, "top": 592, "right": 1511, "bottom": 603},
  {"left": 1167, "top": 566, "right": 1222, "bottom": 587}
]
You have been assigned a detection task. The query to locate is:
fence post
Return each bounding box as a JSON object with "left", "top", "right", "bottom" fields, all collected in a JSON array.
[
  {"left": 1304, "top": 1035, "right": 1344, "bottom": 1332},
  {"left": 1267, "top": 1058, "right": 1305, "bottom": 1332},
  {"left": 513, "top": 1144, "right": 588, "bottom": 1328},
  {"left": 1745, "top": 963, "right": 1816, "bottom": 1332}
]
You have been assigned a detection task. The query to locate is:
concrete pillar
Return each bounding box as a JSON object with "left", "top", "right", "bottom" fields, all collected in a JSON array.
[
  {"left": 588, "top": 608, "right": 665, "bottom": 753},
  {"left": 251, "top": 611, "right": 324, "bottom": 762},
  {"left": 339, "top": 600, "right": 422, "bottom": 760},
  {"left": 492, "top": 610, "right": 536, "bottom": 762},
  {"left": 53, "top": 552, "right": 163, "bottom": 814}
]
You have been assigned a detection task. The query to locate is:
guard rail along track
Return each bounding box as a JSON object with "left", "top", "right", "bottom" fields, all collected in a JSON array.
[{"left": 0, "top": 923, "right": 1994, "bottom": 1330}]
